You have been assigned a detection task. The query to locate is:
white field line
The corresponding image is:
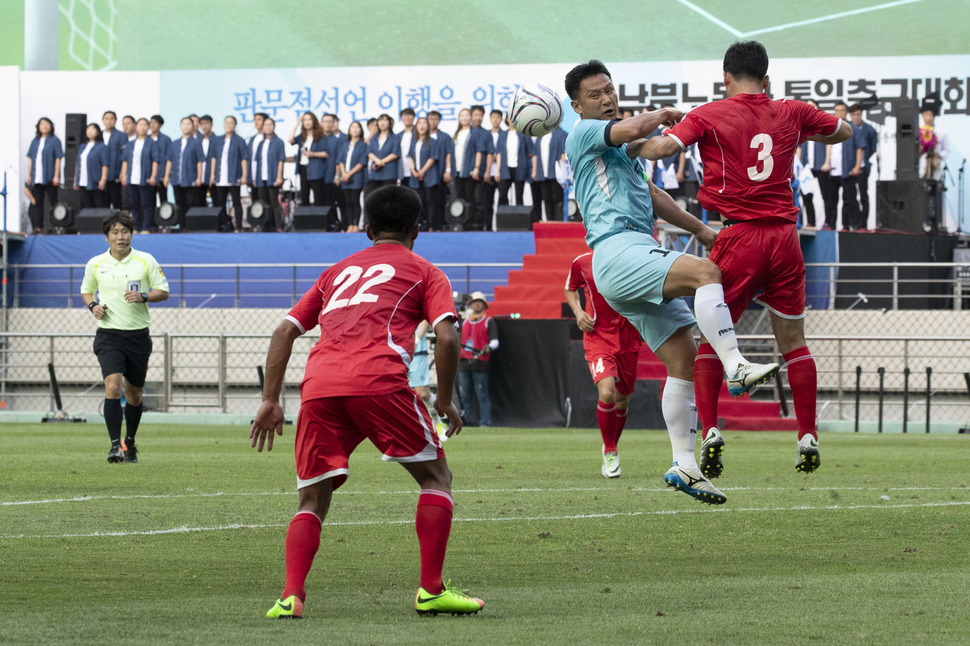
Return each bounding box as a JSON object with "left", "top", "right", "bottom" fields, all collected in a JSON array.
[
  {"left": 2, "top": 499, "right": 968, "bottom": 540},
  {"left": 675, "top": 0, "right": 923, "bottom": 38},
  {"left": 2, "top": 485, "right": 967, "bottom": 507}
]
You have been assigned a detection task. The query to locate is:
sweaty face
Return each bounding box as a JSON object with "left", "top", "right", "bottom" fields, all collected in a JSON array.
[{"left": 573, "top": 74, "right": 618, "bottom": 121}]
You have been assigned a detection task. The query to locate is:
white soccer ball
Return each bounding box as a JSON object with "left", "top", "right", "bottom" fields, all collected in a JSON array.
[{"left": 508, "top": 83, "right": 563, "bottom": 137}]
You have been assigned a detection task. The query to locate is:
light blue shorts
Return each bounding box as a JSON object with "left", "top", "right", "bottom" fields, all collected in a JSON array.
[
  {"left": 592, "top": 231, "right": 696, "bottom": 352},
  {"left": 407, "top": 354, "right": 430, "bottom": 388}
]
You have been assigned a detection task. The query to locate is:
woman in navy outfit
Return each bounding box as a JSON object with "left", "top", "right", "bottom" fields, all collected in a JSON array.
[
  {"left": 336, "top": 121, "right": 368, "bottom": 232},
  {"left": 73, "top": 123, "right": 109, "bottom": 209},
  {"left": 25, "top": 117, "right": 64, "bottom": 234},
  {"left": 366, "top": 113, "right": 400, "bottom": 189}
]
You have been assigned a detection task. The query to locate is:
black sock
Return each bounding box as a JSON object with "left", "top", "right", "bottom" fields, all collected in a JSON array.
[
  {"left": 104, "top": 398, "right": 123, "bottom": 447},
  {"left": 125, "top": 403, "right": 143, "bottom": 444}
]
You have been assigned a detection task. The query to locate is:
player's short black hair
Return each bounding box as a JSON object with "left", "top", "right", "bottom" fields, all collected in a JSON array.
[
  {"left": 564, "top": 60, "right": 612, "bottom": 101},
  {"left": 102, "top": 210, "right": 134, "bottom": 235},
  {"left": 365, "top": 185, "right": 421, "bottom": 236},
  {"left": 723, "top": 41, "right": 769, "bottom": 81}
]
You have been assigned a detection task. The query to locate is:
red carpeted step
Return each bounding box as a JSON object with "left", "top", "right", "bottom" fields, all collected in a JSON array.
[
  {"left": 720, "top": 416, "right": 800, "bottom": 432},
  {"left": 533, "top": 222, "right": 587, "bottom": 239},
  {"left": 494, "top": 284, "right": 565, "bottom": 302},
  {"left": 535, "top": 238, "right": 591, "bottom": 256},
  {"left": 507, "top": 269, "right": 571, "bottom": 287},
  {"left": 522, "top": 254, "right": 583, "bottom": 273},
  {"left": 488, "top": 301, "right": 562, "bottom": 319}
]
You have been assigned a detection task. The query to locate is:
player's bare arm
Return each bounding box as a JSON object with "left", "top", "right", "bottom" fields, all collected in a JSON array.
[
  {"left": 565, "top": 289, "right": 595, "bottom": 332},
  {"left": 251, "top": 319, "right": 302, "bottom": 452},
  {"left": 807, "top": 120, "right": 853, "bottom": 144},
  {"left": 648, "top": 178, "right": 717, "bottom": 250},
  {"left": 432, "top": 318, "right": 463, "bottom": 437},
  {"left": 635, "top": 134, "right": 683, "bottom": 161}
]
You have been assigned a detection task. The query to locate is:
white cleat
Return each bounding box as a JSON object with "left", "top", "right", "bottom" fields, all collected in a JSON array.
[
  {"left": 700, "top": 427, "right": 725, "bottom": 479},
  {"left": 795, "top": 435, "right": 821, "bottom": 472},
  {"left": 727, "top": 362, "right": 780, "bottom": 397},
  {"left": 601, "top": 449, "right": 621, "bottom": 478},
  {"left": 664, "top": 462, "right": 727, "bottom": 505}
]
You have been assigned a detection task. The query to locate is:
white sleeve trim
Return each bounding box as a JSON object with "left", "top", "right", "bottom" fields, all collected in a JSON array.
[
  {"left": 284, "top": 315, "right": 306, "bottom": 334},
  {"left": 431, "top": 311, "right": 455, "bottom": 328},
  {"left": 666, "top": 132, "right": 686, "bottom": 151}
]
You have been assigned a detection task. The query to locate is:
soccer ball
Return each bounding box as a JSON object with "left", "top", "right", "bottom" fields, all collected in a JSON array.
[{"left": 508, "top": 83, "right": 563, "bottom": 137}]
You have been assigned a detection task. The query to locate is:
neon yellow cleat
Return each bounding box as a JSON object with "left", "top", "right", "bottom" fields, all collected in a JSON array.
[
  {"left": 266, "top": 595, "right": 304, "bottom": 619},
  {"left": 414, "top": 580, "right": 484, "bottom": 615}
]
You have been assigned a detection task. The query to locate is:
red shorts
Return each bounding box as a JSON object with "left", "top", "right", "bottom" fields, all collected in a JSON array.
[
  {"left": 709, "top": 220, "right": 806, "bottom": 321},
  {"left": 587, "top": 350, "right": 638, "bottom": 395},
  {"left": 294, "top": 389, "right": 443, "bottom": 490}
]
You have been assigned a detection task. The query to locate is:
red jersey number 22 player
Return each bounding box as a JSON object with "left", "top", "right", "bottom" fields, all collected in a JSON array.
[{"left": 251, "top": 186, "right": 485, "bottom": 619}]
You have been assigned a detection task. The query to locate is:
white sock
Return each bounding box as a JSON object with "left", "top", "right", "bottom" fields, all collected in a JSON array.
[
  {"left": 425, "top": 392, "right": 442, "bottom": 425},
  {"left": 693, "top": 283, "right": 745, "bottom": 376},
  {"left": 662, "top": 377, "right": 699, "bottom": 470}
]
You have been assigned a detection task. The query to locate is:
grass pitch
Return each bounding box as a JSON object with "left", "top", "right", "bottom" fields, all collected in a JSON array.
[{"left": 1, "top": 424, "right": 968, "bottom": 645}]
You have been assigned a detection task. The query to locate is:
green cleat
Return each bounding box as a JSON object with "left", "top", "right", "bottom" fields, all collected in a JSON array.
[
  {"left": 266, "top": 595, "right": 304, "bottom": 619},
  {"left": 414, "top": 580, "right": 484, "bottom": 616},
  {"left": 796, "top": 435, "right": 821, "bottom": 473}
]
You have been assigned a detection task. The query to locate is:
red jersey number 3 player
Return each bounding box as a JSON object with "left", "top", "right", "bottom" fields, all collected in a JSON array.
[
  {"left": 641, "top": 41, "right": 852, "bottom": 477},
  {"left": 565, "top": 252, "right": 642, "bottom": 479},
  {"left": 251, "top": 185, "right": 484, "bottom": 619}
]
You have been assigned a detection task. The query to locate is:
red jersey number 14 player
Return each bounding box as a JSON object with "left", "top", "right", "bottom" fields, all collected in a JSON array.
[
  {"left": 251, "top": 186, "right": 484, "bottom": 619},
  {"left": 642, "top": 41, "right": 852, "bottom": 477}
]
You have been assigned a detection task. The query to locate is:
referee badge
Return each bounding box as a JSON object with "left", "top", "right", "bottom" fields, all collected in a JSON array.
[{"left": 128, "top": 280, "right": 141, "bottom": 292}]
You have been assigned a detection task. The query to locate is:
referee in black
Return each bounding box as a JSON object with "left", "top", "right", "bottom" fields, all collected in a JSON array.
[{"left": 81, "top": 211, "right": 169, "bottom": 463}]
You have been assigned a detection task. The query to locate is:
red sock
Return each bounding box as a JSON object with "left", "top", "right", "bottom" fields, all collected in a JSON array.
[
  {"left": 784, "top": 346, "right": 818, "bottom": 440},
  {"left": 416, "top": 489, "right": 453, "bottom": 594},
  {"left": 597, "top": 401, "right": 617, "bottom": 453},
  {"left": 614, "top": 407, "right": 628, "bottom": 444},
  {"left": 694, "top": 342, "right": 723, "bottom": 438},
  {"left": 282, "top": 511, "right": 322, "bottom": 602}
]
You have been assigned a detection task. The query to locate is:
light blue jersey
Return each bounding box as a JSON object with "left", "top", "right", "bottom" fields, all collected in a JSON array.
[{"left": 565, "top": 118, "right": 657, "bottom": 249}]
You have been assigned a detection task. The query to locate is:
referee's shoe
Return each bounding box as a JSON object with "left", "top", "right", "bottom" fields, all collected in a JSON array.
[
  {"left": 107, "top": 446, "right": 124, "bottom": 464},
  {"left": 122, "top": 438, "right": 139, "bottom": 464}
]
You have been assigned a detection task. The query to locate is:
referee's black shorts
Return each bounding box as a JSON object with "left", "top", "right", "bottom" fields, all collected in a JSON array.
[{"left": 93, "top": 328, "right": 153, "bottom": 388}]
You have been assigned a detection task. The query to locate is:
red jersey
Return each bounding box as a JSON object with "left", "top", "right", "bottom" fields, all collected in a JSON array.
[
  {"left": 565, "top": 252, "right": 641, "bottom": 355},
  {"left": 666, "top": 93, "right": 841, "bottom": 222},
  {"left": 286, "top": 243, "right": 456, "bottom": 400}
]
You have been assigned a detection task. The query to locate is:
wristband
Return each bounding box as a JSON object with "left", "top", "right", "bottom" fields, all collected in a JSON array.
[
  {"left": 140, "top": 292, "right": 149, "bottom": 303},
  {"left": 88, "top": 301, "right": 97, "bottom": 311}
]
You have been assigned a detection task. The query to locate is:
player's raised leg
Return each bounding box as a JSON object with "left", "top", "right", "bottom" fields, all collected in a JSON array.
[
  {"left": 694, "top": 342, "right": 725, "bottom": 478},
  {"left": 661, "top": 254, "right": 779, "bottom": 397},
  {"left": 653, "top": 327, "right": 726, "bottom": 505},
  {"left": 770, "top": 313, "right": 821, "bottom": 472},
  {"left": 403, "top": 458, "right": 484, "bottom": 615},
  {"left": 266, "top": 480, "right": 334, "bottom": 619}
]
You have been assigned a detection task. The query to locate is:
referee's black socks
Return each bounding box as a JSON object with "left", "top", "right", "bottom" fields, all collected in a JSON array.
[
  {"left": 125, "top": 403, "right": 143, "bottom": 444},
  {"left": 104, "top": 398, "right": 123, "bottom": 447}
]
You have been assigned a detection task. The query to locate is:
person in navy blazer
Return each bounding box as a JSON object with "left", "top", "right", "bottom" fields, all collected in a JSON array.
[
  {"left": 210, "top": 115, "right": 249, "bottom": 231},
  {"left": 367, "top": 114, "right": 401, "bottom": 189},
  {"left": 531, "top": 126, "right": 567, "bottom": 222},
  {"left": 120, "top": 118, "right": 159, "bottom": 232},
  {"left": 407, "top": 117, "right": 442, "bottom": 231},
  {"left": 164, "top": 116, "right": 205, "bottom": 230},
  {"left": 325, "top": 113, "right": 348, "bottom": 221},
  {"left": 427, "top": 110, "right": 454, "bottom": 232},
  {"left": 248, "top": 112, "right": 269, "bottom": 195},
  {"left": 73, "top": 123, "right": 109, "bottom": 209},
  {"left": 468, "top": 105, "right": 493, "bottom": 230},
  {"left": 253, "top": 117, "right": 286, "bottom": 231},
  {"left": 24, "top": 116, "right": 64, "bottom": 234},
  {"left": 499, "top": 115, "right": 531, "bottom": 207},
  {"left": 288, "top": 112, "right": 326, "bottom": 208},
  {"left": 452, "top": 109, "right": 479, "bottom": 226},
  {"left": 101, "top": 111, "right": 127, "bottom": 209},
  {"left": 336, "top": 121, "right": 368, "bottom": 232},
  {"left": 149, "top": 115, "right": 172, "bottom": 208}
]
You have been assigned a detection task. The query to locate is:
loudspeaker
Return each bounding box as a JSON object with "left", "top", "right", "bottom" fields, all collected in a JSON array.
[
  {"left": 495, "top": 205, "right": 533, "bottom": 231},
  {"left": 184, "top": 206, "right": 224, "bottom": 231},
  {"left": 875, "top": 179, "right": 941, "bottom": 232},
  {"left": 62, "top": 113, "right": 86, "bottom": 188},
  {"left": 57, "top": 186, "right": 82, "bottom": 213},
  {"left": 292, "top": 205, "right": 332, "bottom": 231},
  {"left": 893, "top": 100, "right": 918, "bottom": 181},
  {"left": 77, "top": 208, "right": 113, "bottom": 234}
]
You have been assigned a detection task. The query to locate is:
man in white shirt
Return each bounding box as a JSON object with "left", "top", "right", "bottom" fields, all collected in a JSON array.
[{"left": 399, "top": 108, "right": 415, "bottom": 182}]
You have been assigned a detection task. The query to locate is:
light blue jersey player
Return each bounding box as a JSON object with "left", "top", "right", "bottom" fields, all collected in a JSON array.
[
  {"left": 408, "top": 320, "right": 448, "bottom": 440},
  {"left": 564, "top": 60, "right": 780, "bottom": 505}
]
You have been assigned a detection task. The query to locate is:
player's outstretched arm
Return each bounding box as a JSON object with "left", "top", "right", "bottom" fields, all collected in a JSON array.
[
  {"left": 648, "top": 178, "right": 717, "bottom": 250},
  {"left": 807, "top": 120, "right": 853, "bottom": 145},
  {"left": 608, "top": 108, "right": 682, "bottom": 149},
  {"left": 250, "top": 319, "right": 301, "bottom": 452},
  {"left": 633, "top": 134, "right": 683, "bottom": 161},
  {"left": 432, "top": 318, "right": 463, "bottom": 438}
]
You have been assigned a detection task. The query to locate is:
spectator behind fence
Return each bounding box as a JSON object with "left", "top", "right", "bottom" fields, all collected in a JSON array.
[
  {"left": 398, "top": 107, "right": 416, "bottom": 185},
  {"left": 102, "top": 111, "right": 126, "bottom": 209},
  {"left": 367, "top": 113, "right": 401, "bottom": 190},
  {"left": 198, "top": 115, "right": 217, "bottom": 207},
  {"left": 25, "top": 116, "right": 64, "bottom": 234},
  {"left": 74, "top": 123, "right": 109, "bottom": 209},
  {"left": 254, "top": 117, "right": 286, "bottom": 232},
  {"left": 119, "top": 118, "right": 159, "bottom": 233},
  {"left": 164, "top": 116, "right": 204, "bottom": 230},
  {"left": 248, "top": 112, "right": 269, "bottom": 197},
  {"left": 452, "top": 109, "right": 479, "bottom": 226},
  {"left": 210, "top": 115, "right": 249, "bottom": 232},
  {"left": 407, "top": 116, "right": 441, "bottom": 231},
  {"left": 336, "top": 121, "right": 368, "bottom": 233}
]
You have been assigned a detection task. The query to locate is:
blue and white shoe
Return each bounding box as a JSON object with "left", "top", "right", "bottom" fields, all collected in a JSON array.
[
  {"left": 664, "top": 462, "right": 727, "bottom": 505},
  {"left": 699, "top": 428, "right": 724, "bottom": 479},
  {"left": 795, "top": 435, "right": 821, "bottom": 473},
  {"left": 727, "top": 362, "right": 780, "bottom": 398}
]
